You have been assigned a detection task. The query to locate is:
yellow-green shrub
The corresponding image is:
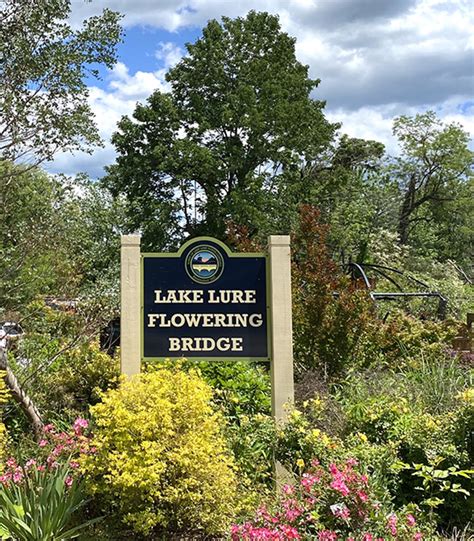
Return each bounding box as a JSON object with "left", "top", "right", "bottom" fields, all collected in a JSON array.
[
  {"left": 0, "top": 371, "right": 9, "bottom": 464},
  {"left": 83, "top": 369, "right": 237, "bottom": 535}
]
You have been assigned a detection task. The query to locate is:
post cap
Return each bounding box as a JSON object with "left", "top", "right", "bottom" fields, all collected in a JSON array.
[
  {"left": 268, "top": 235, "right": 290, "bottom": 247},
  {"left": 121, "top": 234, "right": 141, "bottom": 246}
]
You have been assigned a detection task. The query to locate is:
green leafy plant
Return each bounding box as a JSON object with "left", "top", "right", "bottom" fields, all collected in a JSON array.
[
  {"left": 392, "top": 458, "right": 473, "bottom": 516},
  {"left": 0, "top": 463, "right": 98, "bottom": 540}
]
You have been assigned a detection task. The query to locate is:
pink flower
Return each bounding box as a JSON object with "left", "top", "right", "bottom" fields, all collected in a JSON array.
[
  {"left": 279, "top": 525, "right": 300, "bottom": 539},
  {"left": 363, "top": 534, "right": 373, "bottom": 541},
  {"left": 357, "top": 490, "right": 368, "bottom": 502},
  {"left": 318, "top": 531, "right": 337, "bottom": 541},
  {"left": 52, "top": 444, "right": 65, "bottom": 456},
  {"left": 406, "top": 514, "right": 416, "bottom": 527},
  {"left": 73, "top": 417, "right": 89, "bottom": 434},
  {"left": 330, "top": 503, "right": 350, "bottom": 519},
  {"left": 413, "top": 534, "right": 423, "bottom": 541},
  {"left": 38, "top": 439, "right": 48, "bottom": 448},
  {"left": 43, "top": 423, "right": 55, "bottom": 433},
  {"left": 330, "top": 478, "right": 350, "bottom": 496},
  {"left": 0, "top": 473, "right": 11, "bottom": 485},
  {"left": 301, "top": 473, "right": 320, "bottom": 491},
  {"left": 387, "top": 514, "right": 397, "bottom": 536},
  {"left": 25, "top": 459, "right": 37, "bottom": 469},
  {"left": 64, "top": 476, "right": 73, "bottom": 487},
  {"left": 283, "top": 499, "right": 303, "bottom": 522},
  {"left": 282, "top": 484, "right": 294, "bottom": 495},
  {"left": 13, "top": 468, "right": 23, "bottom": 483}
]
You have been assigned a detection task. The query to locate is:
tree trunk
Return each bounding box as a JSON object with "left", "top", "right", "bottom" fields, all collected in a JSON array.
[
  {"left": 398, "top": 175, "right": 417, "bottom": 245},
  {"left": 0, "top": 346, "right": 44, "bottom": 440}
]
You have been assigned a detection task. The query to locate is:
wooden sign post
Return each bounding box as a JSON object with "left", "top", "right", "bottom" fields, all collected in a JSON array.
[{"left": 120, "top": 235, "right": 294, "bottom": 421}]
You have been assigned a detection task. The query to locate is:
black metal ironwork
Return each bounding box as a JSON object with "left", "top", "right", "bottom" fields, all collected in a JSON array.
[{"left": 342, "top": 262, "right": 448, "bottom": 319}]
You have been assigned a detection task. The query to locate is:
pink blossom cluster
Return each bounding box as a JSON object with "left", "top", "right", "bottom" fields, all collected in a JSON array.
[
  {"left": 0, "top": 418, "right": 93, "bottom": 487},
  {"left": 231, "top": 458, "right": 425, "bottom": 541}
]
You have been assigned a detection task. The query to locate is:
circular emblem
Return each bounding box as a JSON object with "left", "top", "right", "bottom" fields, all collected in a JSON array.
[{"left": 185, "top": 245, "right": 224, "bottom": 284}]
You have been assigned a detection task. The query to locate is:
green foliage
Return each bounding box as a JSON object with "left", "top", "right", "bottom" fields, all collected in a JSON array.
[
  {"left": 339, "top": 353, "right": 473, "bottom": 530},
  {"left": 6, "top": 301, "right": 119, "bottom": 429},
  {"left": 29, "top": 340, "right": 120, "bottom": 425},
  {"left": 0, "top": 0, "right": 122, "bottom": 167},
  {"left": 0, "top": 164, "right": 78, "bottom": 311},
  {"left": 0, "top": 165, "right": 126, "bottom": 313},
  {"left": 375, "top": 312, "right": 459, "bottom": 368},
  {"left": 187, "top": 360, "right": 271, "bottom": 419},
  {"left": 393, "top": 458, "right": 473, "bottom": 516},
  {"left": 391, "top": 111, "right": 473, "bottom": 252},
  {"left": 83, "top": 369, "right": 237, "bottom": 536},
  {"left": 105, "top": 11, "right": 336, "bottom": 246},
  {"left": 0, "top": 463, "right": 97, "bottom": 541}
]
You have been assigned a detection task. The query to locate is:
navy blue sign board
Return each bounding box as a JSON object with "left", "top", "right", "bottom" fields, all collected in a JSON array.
[{"left": 142, "top": 237, "right": 270, "bottom": 361}]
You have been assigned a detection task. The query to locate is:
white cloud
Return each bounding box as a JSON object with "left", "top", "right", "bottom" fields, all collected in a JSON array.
[
  {"left": 155, "top": 42, "right": 184, "bottom": 68},
  {"left": 46, "top": 61, "right": 169, "bottom": 177},
  {"left": 57, "top": 0, "right": 472, "bottom": 176},
  {"left": 328, "top": 98, "right": 474, "bottom": 156},
  {"left": 68, "top": 0, "right": 473, "bottom": 111}
]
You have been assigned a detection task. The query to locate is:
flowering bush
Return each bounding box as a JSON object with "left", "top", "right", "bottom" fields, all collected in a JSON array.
[
  {"left": 231, "top": 458, "right": 431, "bottom": 540},
  {"left": 82, "top": 369, "right": 237, "bottom": 536},
  {"left": 0, "top": 417, "right": 92, "bottom": 486},
  {"left": 0, "top": 419, "right": 95, "bottom": 540}
]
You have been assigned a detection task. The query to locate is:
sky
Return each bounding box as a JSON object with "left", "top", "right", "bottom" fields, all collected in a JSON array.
[{"left": 47, "top": 0, "right": 474, "bottom": 178}]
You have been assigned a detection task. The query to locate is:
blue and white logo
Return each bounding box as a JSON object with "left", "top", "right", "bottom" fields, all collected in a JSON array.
[{"left": 185, "top": 245, "right": 224, "bottom": 284}]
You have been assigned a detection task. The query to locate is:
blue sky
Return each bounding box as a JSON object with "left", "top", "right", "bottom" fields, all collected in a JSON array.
[{"left": 48, "top": 0, "right": 473, "bottom": 178}]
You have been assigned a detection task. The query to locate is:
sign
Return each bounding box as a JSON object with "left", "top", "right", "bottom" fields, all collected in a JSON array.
[
  {"left": 142, "top": 237, "right": 269, "bottom": 361},
  {"left": 120, "top": 233, "right": 294, "bottom": 423}
]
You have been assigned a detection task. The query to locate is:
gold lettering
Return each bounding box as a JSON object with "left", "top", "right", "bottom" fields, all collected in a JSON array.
[{"left": 154, "top": 289, "right": 204, "bottom": 303}]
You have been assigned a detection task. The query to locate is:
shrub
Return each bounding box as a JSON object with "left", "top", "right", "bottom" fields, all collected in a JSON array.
[
  {"left": 292, "top": 205, "right": 378, "bottom": 377},
  {"left": 378, "top": 313, "right": 459, "bottom": 367},
  {"left": 0, "top": 372, "right": 8, "bottom": 464},
  {"left": 83, "top": 369, "right": 237, "bottom": 536},
  {"left": 34, "top": 340, "right": 120, "bottom": 423},
  {"left": 231, "top": 458, "right": 433, "bottom": 540},
  {"left": 339, "top": 358, "right": 473, "bottom": 531},
  {"left": 145, "top": 360, "right": 274, "bottom": 489},
  {"left": 8, "top": 300, "right": 120, "bottom": 428},
  {"left": 275, "top": 404, "right": 400, "bottom": 507},
  {"left": 148, "top": 359, "right": 272, "bottom": 420}
]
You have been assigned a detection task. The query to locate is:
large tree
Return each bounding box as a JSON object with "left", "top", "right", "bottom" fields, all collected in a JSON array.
[
  {"left": 392, "top": 111, "right": 473, "bottom": 247},
  {"left": 0, "top": 0, "right": 122, "bottom": 171},
  {"left": 105, "top": 11, "right": 336, "bottom": 248}
]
